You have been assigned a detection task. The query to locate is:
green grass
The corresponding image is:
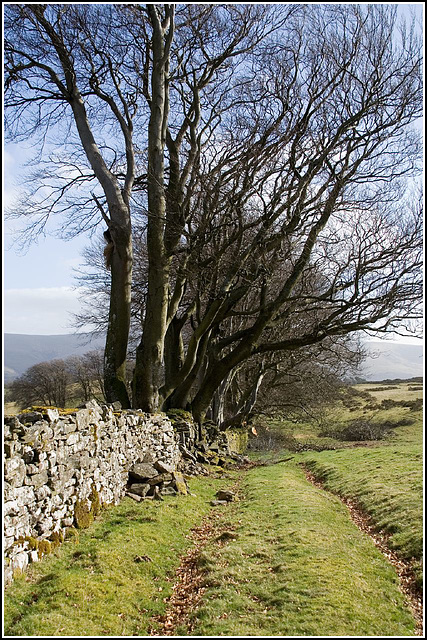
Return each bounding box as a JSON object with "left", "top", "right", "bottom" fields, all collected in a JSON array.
[
  {"left": 252, "top": 382, "right": 423, "bottom": 451},
  {"left": 298, "top": 442, "right": 423, "bottom": 589},
  {"left": 4, "top": 473, "right": 234, "bottom": 637},
  {"left": 254, "top": 382, "right": 423, "bottom": 592},
  {"left": 4, "top": 382, "right": 423, "bottom": 636},
  {"left": 185, "top": 462, "right": 416, "bottom": 636},
  {"left": 295, "top": 384, "right": 423, "bottom": 590}
]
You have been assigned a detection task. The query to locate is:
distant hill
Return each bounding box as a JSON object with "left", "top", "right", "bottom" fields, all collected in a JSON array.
[
  {"left": 360, "top": 341, "right": 423, "bottom": 382},
  {"left": 4, "top": 333, "right": 105, "bottom": 382},
  {"left": 3, "top": 333, "right": 423, "bottom": 384}
]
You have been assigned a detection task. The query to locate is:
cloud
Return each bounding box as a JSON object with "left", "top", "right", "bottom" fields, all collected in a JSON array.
[{"left": 4, "top": 287, "right": 86, "bottom": 335}]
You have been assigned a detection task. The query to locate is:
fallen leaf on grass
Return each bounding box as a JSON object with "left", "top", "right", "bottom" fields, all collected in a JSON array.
[{"left": 134, "top": 555, "right": 152, "bottom": 563}]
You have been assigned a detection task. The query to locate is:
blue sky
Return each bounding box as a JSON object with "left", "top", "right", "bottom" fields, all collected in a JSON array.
[
  {"left": 4, "top": 144, "right": 90, "bottom": 334},
  {"left": 3, "top": 2, "right": 424, "bottom": 339}
]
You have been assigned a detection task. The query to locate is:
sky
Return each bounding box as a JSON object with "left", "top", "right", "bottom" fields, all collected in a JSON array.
[
  {"left": 2, "top": 2, "right": 424, "bottom": 340},
  {"left": 4, "top": 144, "right": 90, "bottom": 334}
]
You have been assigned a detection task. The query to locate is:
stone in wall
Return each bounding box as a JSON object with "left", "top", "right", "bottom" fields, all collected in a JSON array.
[{"left": 3, "top": 401, "right": 181, "bottom": 585}]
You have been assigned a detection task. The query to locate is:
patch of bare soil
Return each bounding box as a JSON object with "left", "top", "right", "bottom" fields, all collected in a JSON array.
[
  {"left": 148, "top": 479, "right": 242, "bottom": 636},
  {"left": 302, "top": 466, "right": 423, "bottom": 636}
]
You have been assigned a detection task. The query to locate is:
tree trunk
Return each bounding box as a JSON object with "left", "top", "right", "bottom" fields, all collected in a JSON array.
[
  {"left": 103, "top": 216, "right": 133, "bottom": 407},
  {"left": 210, "top": 370, "right": 236, "bottom": 425},
  {"left": 191, "top": 360, "right": 234, "bottom": 425},
  {"left": 27, "top": 10, "right": 135, "bottom": 409},
  {"left": 69, "top": 94, "right": 134, "bottom": 408},
  {"left": 133, "top": 258, "right": 170, "bottom": 411},
  {"left": 132, "top": 5, "right": 174, "bottom": 411},
  {"left": 219, "top": 368, "right": 265, "bottom": 430},
  {"left": 163, "top": 317, "right": 185, "bottom": 398},
  {"left": 164, "top": 330, "right": 211, "bottom": 411}
]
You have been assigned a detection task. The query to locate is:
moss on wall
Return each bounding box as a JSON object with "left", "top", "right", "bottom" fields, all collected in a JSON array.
[
  {"left": 224, "top": 428, "right": 248, "bottom": 454},
  {"left": 166, "top": 409, "right": 193, "bottom": 424},
  {"left": 89, "top": 486, "right": 102, "bottom": 517},
  {"left": 65, "top": 527, "right": 80, "bottom": 544},
  {"left": 37, "top": 539, "right": 52, "bottom": 558},
  {"left": 20, "top": 406, "right": 79, "bottom": 416},
  {"left": 50, "top": 531, "right": 64, "bottom": 550},
  {"left": 74, "top": 499, "right": 94, "bottom": 529},
  {"left": 74, "top": 484, "right": 103, "bottom": 529}
]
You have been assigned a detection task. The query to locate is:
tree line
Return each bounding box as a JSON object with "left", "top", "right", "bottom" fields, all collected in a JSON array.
[
  {"left": 6, "top": 346, "right": 350, "bottom": 428},
  {"left": 6, "top": 351, "right": 106, "bottom": 409},
  {"left": 5, "top": 4, "right": 423, "bottom": 427}
]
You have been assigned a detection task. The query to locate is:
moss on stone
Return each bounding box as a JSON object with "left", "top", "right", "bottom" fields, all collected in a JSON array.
[
  {"left": 65, "top": 527, "right": 80, "bottom": 544},
  {"left": 92, "top": 423, "right": 99, "bottom": 441},
  {"left": 225, "top": 428, "right": 248, "bottom": 454},
  {"left": 13, "top": 535, "right": 40, "bottom": 551},
  {"left": 27, "top": 536, "right": 39, "bottom": 550},
  {"left": 13, "top": 537, "right": 25, "bottom": 547},
  {"left": 38, "top": 539, "right": 52, "bottom": 557},
  {"left": 50, "top": 531, "right": 64, "bottom": 550},
  {"left": 13, "top": 568, "right": 24, "bottom": 580},
  {"left": 74, "top": 499, "right": 94, "bottom": 529},
  {"left": 20, "top": 406, "right": 53, "bottom": 414},
  {"left": 89, "top": 486, "right": 101, "bottom": 517},
  {"left": 167, "top": 409, "right": 193, "bottom": 424},
  {"left": 20, "top": 405, "right": 78, "bottom": 416}
]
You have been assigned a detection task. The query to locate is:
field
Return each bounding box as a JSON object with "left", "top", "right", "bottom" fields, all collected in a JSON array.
[
  {"left": 3, "top": 382, "right": 423, "bottom": 636},
  {"left": 3, "top": 381, "right": 105, "bottom": 417},
  {"left": 179, "top": 463, "right": 416, "bottom": 636},
  {"left": 252, "top": 382, "right": 423, "bottom": 589},
  {"left": 3, "top": 475, "right": 232, "bottom": 636}
]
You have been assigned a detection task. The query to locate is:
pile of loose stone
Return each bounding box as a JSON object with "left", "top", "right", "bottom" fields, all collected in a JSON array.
[{"left": 126, "top": 459, "right": 190, "bottom": 501}]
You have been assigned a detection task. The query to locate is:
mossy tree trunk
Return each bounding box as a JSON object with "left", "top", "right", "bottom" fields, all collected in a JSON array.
[
  {"left": 103, "top": 216, "right": 133, "bottom": 407},
  {"left": 132, "top": 5, "right": 175, "bottom": 411}
]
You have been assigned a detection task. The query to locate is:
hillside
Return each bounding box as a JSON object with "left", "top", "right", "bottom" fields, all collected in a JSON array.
[
  {"left": 361, "top": 340, "right": 423, "bottom": 381},
  {"left": 4, "top": 334, "right": 423, "bottom": 383},
  {"left": 4, "top": 333, "right": 105, "bottom": 381}
]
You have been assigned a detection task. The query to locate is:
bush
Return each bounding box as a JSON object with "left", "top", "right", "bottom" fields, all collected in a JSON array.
[
  {"left": 247, "top": 423, "right": 300, "bottom": 452},
  {"left": 321, "top": 417, "right": 413, "bottom": 442},
  {"left": 381, "top": 397, "right": 422, "bottom": 411}
]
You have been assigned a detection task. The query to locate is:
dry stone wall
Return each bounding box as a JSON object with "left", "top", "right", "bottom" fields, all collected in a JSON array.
[{"left": 3, "top": 400, "right": 181, "bottom": 585}]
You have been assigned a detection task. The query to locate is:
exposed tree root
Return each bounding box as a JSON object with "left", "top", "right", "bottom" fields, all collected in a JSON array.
[{"left": 302, "top": 465, "right": 423, "bottom": 636}]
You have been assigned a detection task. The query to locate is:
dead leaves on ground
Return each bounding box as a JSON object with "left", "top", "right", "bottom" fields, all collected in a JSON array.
[{"left": 148, "top": 483, "right": 241, "bottom": 636}]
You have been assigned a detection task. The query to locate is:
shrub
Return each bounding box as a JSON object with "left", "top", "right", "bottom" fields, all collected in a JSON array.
[
  {"left": 321, "top": 417, "right": 413, "bottom": 442},
  {"left": 247, "top": 423, "right": 300, "bottom": 452}
]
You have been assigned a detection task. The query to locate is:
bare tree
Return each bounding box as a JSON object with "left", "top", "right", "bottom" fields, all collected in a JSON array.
[
  {"left": 67, "top": 350, "right": 106, "bottom": 403},
  {"left": 8, "top": 359, "right": 71, "bottom": 408},
  {"left": 6, "top": 5, "right": 422, "bottom": 424},
  {"left": 4, "top": 3, "right": 287, "bottom": 413},
  {"left": 131, "top": 4, "right": 292, "bottom": 410},
  {"left": 5, "top": 4, "right": 140, "bottom": 406},
  {"left": 158, "top": 5, "right": 423, "bottom": 423}
]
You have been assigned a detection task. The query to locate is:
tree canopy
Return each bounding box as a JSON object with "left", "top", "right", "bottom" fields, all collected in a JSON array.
[{"left": 5, "top": 4, "right": 423, "bottom": 425}]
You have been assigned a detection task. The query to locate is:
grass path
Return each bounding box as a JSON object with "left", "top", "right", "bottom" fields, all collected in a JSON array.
[
  {"left": 180, "top": 462, "right": 417, "bottom": 637},
  {"left": 299, "top": 443, "right": 423, "bottom": 592},
  {"left": 3, "top": 474, "right": 232, "bottom": 637},
  {"left": 302, "top": 465, "right": 423, "bottom": 632},
  {"left": 4, "top": 461, "right": 419, "bottom": 637}
]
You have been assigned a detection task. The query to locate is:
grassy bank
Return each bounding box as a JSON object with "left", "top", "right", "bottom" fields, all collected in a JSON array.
[
  {"left": 4, "top": 473, "right": 233, "bottom": 637},
  {"left": 250, "top": 383, "right": 423, "bottom": 592},
  {"left": 184, "top": 462, "right": 416, "bottom": 636},
  {"left": 3, "top": 382, "right": 422, "bottom": 636},
  {"left": 299, "top": 439, "right": 423, "bottom": 590},
  {"left": 294, "top": 384, "right": 423, "bottom": 591}
]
